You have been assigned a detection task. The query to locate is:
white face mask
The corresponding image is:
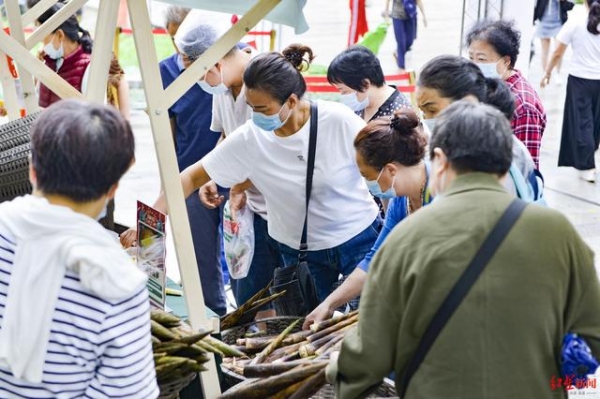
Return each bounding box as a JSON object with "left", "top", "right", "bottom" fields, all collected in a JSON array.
[
  {"left": 475, "top": 60, "right": 501, "bottom": 79},
  {"left": 422, "top": 118, "right": 437, "bottom": 132},
  {"left": 198, "top": 67, "right": 228, "bottom": 96},
  {"left": 340, "top": 91, "right": 370, "bottom": 112},
  {"left": 43, "top": 34, "right": 64, "bottom": 60}
]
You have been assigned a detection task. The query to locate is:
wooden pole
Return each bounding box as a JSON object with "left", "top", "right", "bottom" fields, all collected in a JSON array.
[
  {"left": 22, "top": 0, "right": 58, "bottom": 27},
  {"left": 85, "top": 0, "right": 119, "bottom": 103},
  {"left": 126, "top": 0, "right": 221, "bottom": 396},
  {"left": 0, "top": 27, "right": 81, "bottom": 100},
  {"left": 5, "top": 0, "right": 40, "bottom": 114}
]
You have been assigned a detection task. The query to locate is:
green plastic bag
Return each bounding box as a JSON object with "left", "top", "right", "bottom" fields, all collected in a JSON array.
[{"left": 358, "top": 22, "right": 390, "bottom": 55}]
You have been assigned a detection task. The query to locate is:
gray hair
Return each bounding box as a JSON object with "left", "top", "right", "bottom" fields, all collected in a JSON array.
[
  {"left": 429, "top": 100, "right": 513, "bottom": 175},
  {"left": 175, "top": 24, "right": 218, "bottom": 61},
  {"left": 164, "top": 6, "right": 190, "bottom": 29}
]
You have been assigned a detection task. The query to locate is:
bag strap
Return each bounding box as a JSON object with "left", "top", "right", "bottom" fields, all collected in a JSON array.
[
  {"left": 299, "top": 102, "right": 318, "bottom": 261},
  {"left": 399, "top": 199, "right": 528, "bottom": 397}
]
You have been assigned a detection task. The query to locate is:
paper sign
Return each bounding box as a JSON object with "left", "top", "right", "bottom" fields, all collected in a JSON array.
[{"left": 136, "top": 201, "right": 167, "bottom": 309}]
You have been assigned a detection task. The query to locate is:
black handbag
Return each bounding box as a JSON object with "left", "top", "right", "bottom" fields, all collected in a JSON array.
[
  {"left": 269, "top": 102, "right": 320, "bottom": 317},
  {"left": 399, "top": 199, "right": 527, "bottom": 397}
]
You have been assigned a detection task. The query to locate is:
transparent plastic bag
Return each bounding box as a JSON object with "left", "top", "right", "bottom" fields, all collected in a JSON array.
[{"left": 223, "top": 200, "right": 255, "bottom": 279}]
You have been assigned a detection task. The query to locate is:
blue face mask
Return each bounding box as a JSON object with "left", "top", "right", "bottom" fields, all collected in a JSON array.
[
  {"left": 252, "top": 102, "right": 291, "bottom": 131},
  {"left": 365, "top": 168, "right": 397, "bottom": 199},
  {"left": 340, "top": 91, "right": 370, "bottom": 112},
  {"left": 475, "top": 60, "right": 501, "bottom": 79}
]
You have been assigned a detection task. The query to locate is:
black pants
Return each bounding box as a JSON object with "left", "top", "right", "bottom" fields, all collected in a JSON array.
[{"left": 558, "top": 75, "right": 600, "bottom": 170}]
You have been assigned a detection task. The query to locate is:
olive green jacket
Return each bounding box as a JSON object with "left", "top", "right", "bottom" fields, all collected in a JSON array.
[{"left": 328, "top": 173, "right": 600, "bottom": 399}]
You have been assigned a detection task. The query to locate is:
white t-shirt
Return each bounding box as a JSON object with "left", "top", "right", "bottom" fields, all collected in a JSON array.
[
  {"left": 210, "top": 87, "right": 268, "bottom": 218},
  {"left": 210, "top": 87, "right": 252, "bottom": 136},
  {"left": 556, "top": 16, "right": 600, "bottom": 80},
  {"left": 203, "top": 100, "right": 379, "bottom": 250}
]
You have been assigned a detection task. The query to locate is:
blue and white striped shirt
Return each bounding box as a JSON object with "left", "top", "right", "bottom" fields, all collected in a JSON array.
[{"left": 0, "top": 231, "right": 159, "bottom": 398}]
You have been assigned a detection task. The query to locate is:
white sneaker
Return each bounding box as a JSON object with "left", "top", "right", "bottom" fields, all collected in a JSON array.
[{"left": 579, "top": 169, "right": 596, "bottom": 183}]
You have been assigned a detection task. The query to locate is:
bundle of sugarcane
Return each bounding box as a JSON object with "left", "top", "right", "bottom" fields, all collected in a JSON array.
[
  {"left": 220, "top": 282, "right": 287, "bottom": 330},
  {"left": 151, "top": 309, "right": 246, "bottom": 385},
  {"left": 219, "top": 311, "right": 359, "bottom": 399}
]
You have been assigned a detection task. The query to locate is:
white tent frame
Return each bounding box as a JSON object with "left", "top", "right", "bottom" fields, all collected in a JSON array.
[{"left": 0, "top": 0, "right": 286, "bottom": 397}]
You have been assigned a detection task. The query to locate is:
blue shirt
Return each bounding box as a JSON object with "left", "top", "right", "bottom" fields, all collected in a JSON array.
[
  {"left": 159, "top": 54, "right": 220, "bottom": 171},
  {"left": 357, "top": 163, "right": 433, "bottom": 272}
]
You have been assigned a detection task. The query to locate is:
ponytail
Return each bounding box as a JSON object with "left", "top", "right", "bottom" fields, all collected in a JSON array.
[
  {"left": 244, "top": 44, "right": 314, "bottom": 104},
  {"left": 78, "top": 27, "right": 93, "bottom": 54},
  {"left": 588, "top": 0, "right": 600, "bottom": 35}
]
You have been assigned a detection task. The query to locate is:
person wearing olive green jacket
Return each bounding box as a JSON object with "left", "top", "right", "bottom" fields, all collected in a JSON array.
[{"left": 327, "top": 101, "right": 600, "bottom": 399}]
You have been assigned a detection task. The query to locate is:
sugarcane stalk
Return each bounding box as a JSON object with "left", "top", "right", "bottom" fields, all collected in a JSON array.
[
  {"left": 299, "top": 323, "right": 354, "bottom": 358},
  {"left": 203, "top": 335, "right": 247, "bottom": 357},
  {"left": 246, "top": 289, "right": 287, "bottom": 310},
  {"left": 251, "top": 319, "right": 301, "bottom": 365},
  {"left": 309, "top": 310, "right": 358, "bottom": 333},
  {"left": 221, "top": 282, "right": 273, "bottom": 329},
  {"left": 272, "top": 351, "right": 300, "bottom": 363},
  {"left": 242, "top": 336, "right": 277, "bottom": 350},
  {"left": 282, "top": 329, "right": 313, "bottom": 345},
  {"left": 269, "top": 374, "right": 314, "bottom": 399},
  {"left": 242, "top": 360, "right": 328, "bottom": 378},
  {"left": 151, "top": 320, "right": 178, "bottom": 341},
  {"left": 175, "top": 330, "right": 213, "bottom": 345},
  {"left": 288, "top": 368, "right": 327, "bottom": 399},
  {"left": 306, "top": 314, "right": 358, "bottom": 343},
  {"left": 264, "top": 341, "right": 306, "bottom": 363},
  {"left": 196, "top": 340, "right": 225, "bottom": 357},
  {"left": 217, "top": 363, "right": 327, "bottom": 399},
  {"left": 315, "top": 333, "right": 344, "bottom": 357},
  {"left": 230, "top": 345, "right": 248, "bottom": 353}
]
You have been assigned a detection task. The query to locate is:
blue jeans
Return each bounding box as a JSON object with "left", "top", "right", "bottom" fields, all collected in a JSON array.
[
  {"left": 278, "top": 218, "right": 382, "bottom": 302},
  {"left": 187, "top": 191, "right": 227, "bottom": 316},
  {"left": 231, "top": 215, "right": 281, "bottom": 308},
  {"left": 393, "top": 17, "right": 416, "bottom": 69}
]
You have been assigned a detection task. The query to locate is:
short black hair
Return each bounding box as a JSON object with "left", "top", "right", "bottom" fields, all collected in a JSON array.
[
  {"left": 430, "top": 101, "right": 513, "bottom": 175},
  {"left": 31, "top": 100, "right": 135, "bottom": 202},
  {"left": 418, "top": 55, "right": 515, "bottom": 120},
  {"left": 327, "top": 45, "right": 385, "bottom": 91},
  {"left": 244, "top": 44, "right": 314, "bottom": 104},
  {"left": 466, "top": 20, "right": 521, "bottom": 68}
]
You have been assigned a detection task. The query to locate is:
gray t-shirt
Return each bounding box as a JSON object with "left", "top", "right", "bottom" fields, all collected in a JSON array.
[{"left": 391, "top": 0, "right": 408, "bottom": 19}]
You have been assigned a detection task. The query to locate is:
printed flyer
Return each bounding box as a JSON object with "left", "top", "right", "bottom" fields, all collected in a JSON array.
[{"left": 136, "top": 201, "right": 167, "bottom": 309}]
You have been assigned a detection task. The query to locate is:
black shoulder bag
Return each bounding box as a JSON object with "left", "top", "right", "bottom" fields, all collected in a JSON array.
[
  {"left": 399, "top": 199, "right": 527, "bottom": 397},
  {"left": 270, "top": 102, "right": 320, "bottom": 316}
]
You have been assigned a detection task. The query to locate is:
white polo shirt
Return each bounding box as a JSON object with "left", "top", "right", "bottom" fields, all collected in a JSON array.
[
  {"left": 210, "top": 88, "right": 252, "bottom": 137},
  {"left": 203, "top": 100, "right": 379, "bottom": 250}
]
